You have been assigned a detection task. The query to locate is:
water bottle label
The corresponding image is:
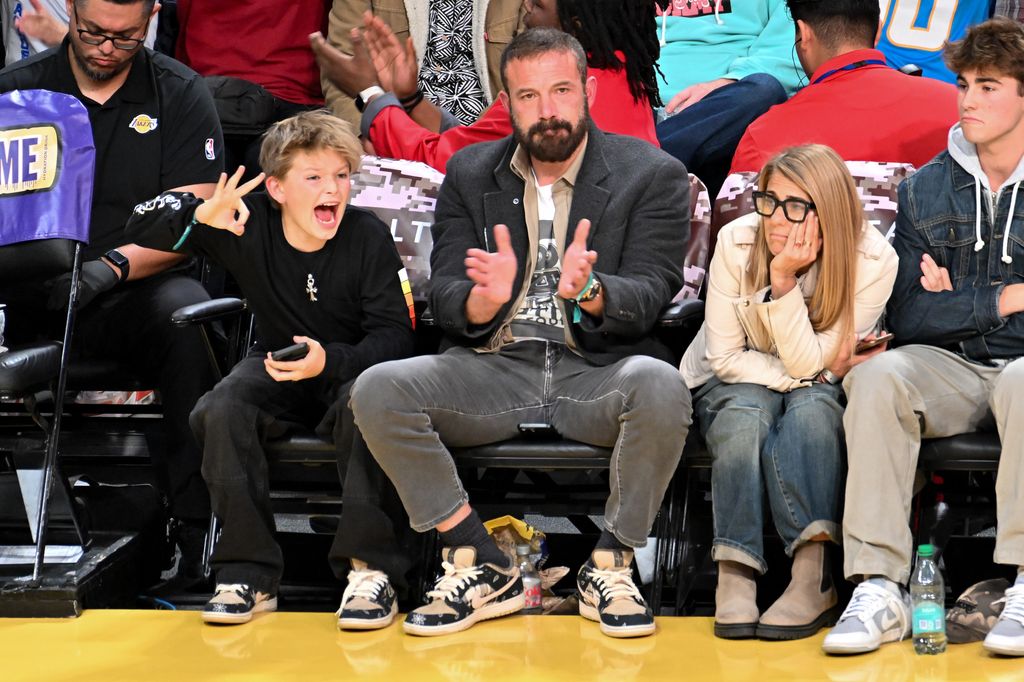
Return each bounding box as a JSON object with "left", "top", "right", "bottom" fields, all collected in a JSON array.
[
  {"left": 524, "top": 584, "right": 542, "bottom": 610},
  {"left": 913, "top": 602, "right": 945, "bottom": 634}
]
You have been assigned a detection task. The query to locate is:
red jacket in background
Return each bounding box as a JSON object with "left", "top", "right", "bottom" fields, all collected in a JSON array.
[
  {"left": 369, "top": 62, "right": 659, "bottom": 173},
  {"left": 175, "top": 0, "right": 329, "bottom": 106},
  {"left": 731, "top": 49, "right": 958, "bottom": 173}
]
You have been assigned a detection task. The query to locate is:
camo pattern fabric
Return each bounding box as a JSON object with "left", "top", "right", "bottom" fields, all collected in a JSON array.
[
  {"left": 710, "top": 162, "right": 918, "bottom": 255},
  {"left": 677, "top": 173, "right": 712, "bottom": 301},
  {"left": 947, "top": 577, "right": 1010, "bottom": 644},
  {"left": 350, "top": 156, "right": 443, "bottom": 298}
]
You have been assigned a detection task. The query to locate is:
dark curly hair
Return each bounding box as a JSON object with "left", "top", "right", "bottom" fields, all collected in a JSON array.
[{"left": 559, "top": 0, "right": 663, "bottom": 108}]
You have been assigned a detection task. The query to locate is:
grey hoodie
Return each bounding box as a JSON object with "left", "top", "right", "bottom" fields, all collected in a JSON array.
[{"left": 947, "top": 123, "right": 1024, "bottom": 266}]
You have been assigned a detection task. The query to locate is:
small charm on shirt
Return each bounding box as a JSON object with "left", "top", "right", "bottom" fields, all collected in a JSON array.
[{"left": 306, "top": 273, "right": 318, "bottom": 302}]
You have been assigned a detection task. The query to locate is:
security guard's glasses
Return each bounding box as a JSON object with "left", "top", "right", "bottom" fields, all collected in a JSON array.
[
  {"left": 72, "top": 5, "right": 147, "bottom": 51},
  {"left": 752, "top": 191, "right": 815, "bottom": 223}
]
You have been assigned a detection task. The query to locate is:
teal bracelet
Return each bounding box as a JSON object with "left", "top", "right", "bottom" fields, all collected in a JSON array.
[
  {"left": 172, "top": 214, "right": 198, "bottom": 251},
  {"left": 571, "top": 272, "right": 596, "bottom": 324}
]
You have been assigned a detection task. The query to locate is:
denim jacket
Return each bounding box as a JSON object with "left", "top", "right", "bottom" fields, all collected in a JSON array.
[{"left": 888, "top": 141, "right": 1024, "bottom": 363}]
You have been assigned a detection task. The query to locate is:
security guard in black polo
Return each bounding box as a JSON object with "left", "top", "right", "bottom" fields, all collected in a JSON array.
[{"left": 0, "top": 0, "right": 224, "bottom": 581}]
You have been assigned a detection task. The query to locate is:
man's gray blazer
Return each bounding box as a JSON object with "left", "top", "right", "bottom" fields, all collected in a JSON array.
[{"left": 429, "top": 121, "right": 691, "bottom": 366}]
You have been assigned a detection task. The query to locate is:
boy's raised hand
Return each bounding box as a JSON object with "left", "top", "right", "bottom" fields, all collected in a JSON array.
[{"left": 194, "top": 166, "right": 266, "bottom": 236}]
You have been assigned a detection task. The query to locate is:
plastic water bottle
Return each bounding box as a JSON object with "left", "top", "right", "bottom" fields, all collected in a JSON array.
[
  {"left": 911, "top": 544, "right": 947, "bottom": 654},
  {"left": 517, "top": 544, "right": 542, "bottom": 614}
]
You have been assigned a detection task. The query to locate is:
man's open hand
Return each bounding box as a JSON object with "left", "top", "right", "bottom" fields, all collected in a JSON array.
[
  {"left": 466, "top": 224, "right": 517, "bottom": 307},
  {"left": 558, "top": 219, "right": 597, "bottom": 299}
]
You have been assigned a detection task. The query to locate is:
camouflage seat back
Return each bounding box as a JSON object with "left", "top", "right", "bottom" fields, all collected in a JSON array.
[
  {"left": 350, "top": 156, "right": 444, "bottom": 300},
  {"left": 710, "top": 161, "right": 918, "bottom": 261},
  {"left": 676, "top": 173, "right": 712, "bottom": 301}
]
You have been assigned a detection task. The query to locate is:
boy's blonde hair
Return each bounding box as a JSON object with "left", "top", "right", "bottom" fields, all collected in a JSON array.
[
  {"left": 748, "top": 144, "right": 863, "bottom": 364},
  {"left": 259, "top": 110, "right": 363, "bottom": 182}
]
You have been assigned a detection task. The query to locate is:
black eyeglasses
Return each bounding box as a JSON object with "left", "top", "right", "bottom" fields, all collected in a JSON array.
[
  {"left": 72, "top": 5, "right": 147, "bottom": 51},
  {"left": 752, "top": 190, "right": 815, "bottom": 223}
]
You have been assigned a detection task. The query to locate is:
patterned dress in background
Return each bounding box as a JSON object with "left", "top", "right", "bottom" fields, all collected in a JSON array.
[
  {"left": 418, "top": 0, "right": 489, "bottom": 126},
  {"left": 994, "top": 0, "right": 1024, "bottom": 22}
]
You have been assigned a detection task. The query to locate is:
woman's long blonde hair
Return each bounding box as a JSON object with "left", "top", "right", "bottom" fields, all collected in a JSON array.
[{"left": 748, "top": 145, "right": 862, "bottom": 356}]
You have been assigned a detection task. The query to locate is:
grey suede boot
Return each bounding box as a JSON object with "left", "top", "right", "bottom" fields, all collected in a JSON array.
[
  {"left": 756, "top": 541, "right": 839, "bottom": 641},
  {"left": 714, "top": 560, "right": 759, "bottom": 639}
]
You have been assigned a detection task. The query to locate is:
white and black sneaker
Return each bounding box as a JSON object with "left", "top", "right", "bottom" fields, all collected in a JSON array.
[
  {"left": 984, "top": 578, "right": 1024, "bottom": 656},
  {"left": 577, "top": 549, "right": 656, "bottom": 638},
  {"left": 337, "top": 560, "right": 398, "bottom": 631},
  {"left": 403, "top": 546, "right": 524, "bottom": 637},
  {"left": 202, "top": 583, "right": 277, "bottom": 625},
  {"left": 822, "top": 578, "right": 911, "bottom": 654}
]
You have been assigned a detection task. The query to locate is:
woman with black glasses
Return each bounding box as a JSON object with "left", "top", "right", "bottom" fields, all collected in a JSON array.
[{"left": 680, "top": 144, "right": 898, "bottom": 642}]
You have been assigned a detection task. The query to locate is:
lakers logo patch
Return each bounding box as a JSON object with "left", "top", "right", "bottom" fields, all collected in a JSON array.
[{"left": 129, "top": 114, "right": 159, "bottom": 134}]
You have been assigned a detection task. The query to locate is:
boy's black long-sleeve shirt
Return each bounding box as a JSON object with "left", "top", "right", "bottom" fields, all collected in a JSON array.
[{"left": 126, "top": 192, "right": 415, "bottom": 394}]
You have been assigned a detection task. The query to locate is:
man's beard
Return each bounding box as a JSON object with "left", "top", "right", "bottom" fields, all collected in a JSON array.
[
  {"left": 512, "top": 103, "right": 589, "bottom": 163},
  {"left": 71, "top": 43, "right": 133, "bottom": 82}
]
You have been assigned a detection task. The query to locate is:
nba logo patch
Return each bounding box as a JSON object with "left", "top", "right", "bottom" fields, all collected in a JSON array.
[{"left": 204, "top": 138, "right": 215, "bottom": 161}]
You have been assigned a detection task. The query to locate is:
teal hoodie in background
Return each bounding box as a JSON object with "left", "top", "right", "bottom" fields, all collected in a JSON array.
[{"left": 655, "top": 0, "right": 803, "bottom": 103}]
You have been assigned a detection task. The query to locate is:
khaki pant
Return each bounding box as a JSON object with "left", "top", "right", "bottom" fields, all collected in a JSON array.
[{"left": 841, "top": 345, "right": 1024, "bottom": 583}]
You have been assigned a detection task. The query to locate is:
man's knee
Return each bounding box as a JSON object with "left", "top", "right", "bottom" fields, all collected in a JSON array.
[
  {"left": 150, "top": 275, "right": 212, "bottom": 319},
  {"left": 843, "top": 350, "right": 914, "bottom": 406},
  {"left": 621, "top": 357, "right": 691, "bottom": 415},
  {"left": 350, "top": 360, "right": 409, "bottom": 426},
  {"left": 737, "top": 73, "right": 787, "bottom": 108},
  {"left": 992, "top": 359, "right": 1024, "bottom": 414},
  {"left": 189, "top": 388, "right": 232, "bottom": 438}
]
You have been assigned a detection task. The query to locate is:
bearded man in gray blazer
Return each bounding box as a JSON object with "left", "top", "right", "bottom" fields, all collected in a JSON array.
[{"left": 337, "top": 27, "right": 693, "bottom": 639}]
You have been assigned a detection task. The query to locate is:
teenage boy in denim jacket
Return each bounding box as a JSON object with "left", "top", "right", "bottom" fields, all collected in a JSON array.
[{"left": 823, "top": 17, "right": 1024, "bottom": 657}]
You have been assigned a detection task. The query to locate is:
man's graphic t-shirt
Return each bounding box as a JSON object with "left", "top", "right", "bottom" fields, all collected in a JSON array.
[{"left": 510, "top": 181, "right": 564, "bottom": 342}]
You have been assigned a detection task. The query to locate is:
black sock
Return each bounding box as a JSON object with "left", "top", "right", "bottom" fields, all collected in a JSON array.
[
  {"left": 439, "top": 509, "right": 510, "bottom": 568},
  {"left": 594, "top": 529, "right": 631, "bottom": 554}
]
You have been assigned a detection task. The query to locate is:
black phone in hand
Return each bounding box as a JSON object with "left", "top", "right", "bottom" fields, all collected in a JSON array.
[{"left": 270, "top": 342, "right": 309, "bottom": 362}]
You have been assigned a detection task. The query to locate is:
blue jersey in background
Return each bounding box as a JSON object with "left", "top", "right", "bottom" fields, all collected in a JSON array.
[{"left": 876, "top": 0, "right": 992, "bottom": 83}]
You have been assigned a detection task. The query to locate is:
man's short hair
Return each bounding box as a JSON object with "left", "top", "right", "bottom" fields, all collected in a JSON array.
[
  {"left": 499, "top": 28, "right": 588, "bottom": 93},
  {"left": 259, "top": 110, "right": 363, "bottom": 182},
  {"left": 945, "top": 16, "right": 1024, "bottom": 94},
  {"left": 74, "top": 0, "right": 158, "bottom": 14},
  {"left": 785, "top": 0, "right": 879, "bottom": 51}
]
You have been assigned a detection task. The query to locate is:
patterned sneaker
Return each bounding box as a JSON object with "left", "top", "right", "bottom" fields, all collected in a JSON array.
[
  {"left": 577, "top": 549, "right": 656, "bottom": 638},
  {"left": 822, "top": 578, "right": 910, "bottom": 654},
  {"left": 984, "top": 581, "right": 1024, "bottom": 656},
  {"left": 403, "top": 546, "right": 524, "bottom": 636},
  {"left": 202, "top": 584, "right": 277, "bottom": 625},
  {"left": 337, "top": 560, "right": 398, "bottom": 631}
]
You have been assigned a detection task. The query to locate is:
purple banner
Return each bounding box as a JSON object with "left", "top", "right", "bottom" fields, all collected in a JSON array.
[{"left": 0, "top": 89, "right": 94, "bottom": 246}]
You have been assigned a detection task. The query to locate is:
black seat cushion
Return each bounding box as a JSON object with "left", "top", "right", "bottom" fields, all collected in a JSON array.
[
  {"left": 0, "top": 342, "right": 62, "bottom": 394},
  {"left": 920, "top": 433, "right": 1001, "bottom": 471}
]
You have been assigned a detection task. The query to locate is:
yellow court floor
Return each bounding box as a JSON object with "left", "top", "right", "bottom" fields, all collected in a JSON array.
[{"left": 2, "top": 612, "right": 1024, "bottom": 682}]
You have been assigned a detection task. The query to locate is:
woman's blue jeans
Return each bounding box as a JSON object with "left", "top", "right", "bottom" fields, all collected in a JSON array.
[{"left": 694, "top": 378, "right": 845, "bottom": 573}]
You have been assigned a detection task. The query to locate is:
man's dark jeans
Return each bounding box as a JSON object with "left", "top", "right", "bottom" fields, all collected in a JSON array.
[{"left": 657, "top": 73, "right": 787, "bottom": 200}]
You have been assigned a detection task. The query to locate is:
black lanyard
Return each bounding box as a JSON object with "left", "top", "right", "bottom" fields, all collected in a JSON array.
[{"left": 811, "top": 59, "right": 888, "bottom": 86}]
